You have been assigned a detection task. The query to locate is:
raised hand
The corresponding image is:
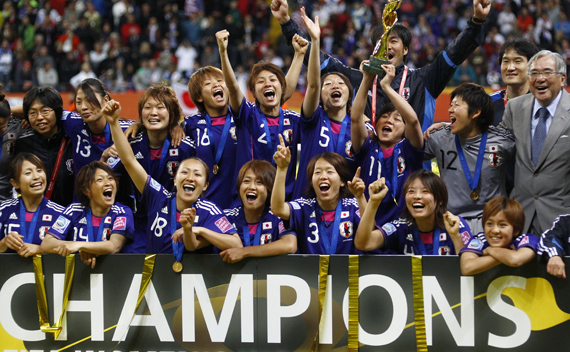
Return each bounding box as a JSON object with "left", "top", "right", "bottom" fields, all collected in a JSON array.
[
  {"left": 179, "top": 207, "right": 197, "bottom": 232},
  {"left": 216, "top": 30, "right": 230, "bottom": 53},
  {"left": 473, "top": 0, "right": 491, "bottom": 20},
  {"left": 443, "top": 211, "right": 460, "bottom": 235},
  {"left": 270, "top": 0, "right": 290, "bottom": 24},
  {"left": 5, "top": 231, "right": 24, "bottom": 251},
  {"left": 347, "top": 167, "right": 365, "bottom": 198},
  {"left": 273, "top": 134, "right": 291, "bottom": 169},
  {"left": 292, "top": 34, "right": 309, "bottom": 55},
  {"left": 102, "top": 100, "right": 121, "bottom": 125},
  {"left": 368, "top": 178, "right": 389, "bottom": 202},
  {"left": 300, "top": 7, "right": 320, "bottom": 40},
  {"left": 380, "top": 64, "right": 396, "bottom": 89},
  {"left": 101, "top": 144, "right": 118, "bottom": 162}
]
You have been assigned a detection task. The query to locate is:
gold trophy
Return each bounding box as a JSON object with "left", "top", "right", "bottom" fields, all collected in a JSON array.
[{"left": 363, "top": 0, "right": 402, "bottom": 77}]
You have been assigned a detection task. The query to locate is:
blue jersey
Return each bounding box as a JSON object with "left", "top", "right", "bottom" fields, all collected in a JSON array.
[
  {"left": 143, "top": 176, "right": 237, "bottom": 254},
  {"left": 110, "top": 133, "right": 196, "bottom": 253},
  {"left": 293, "top": 106, "right": 358, "bottom": 199},
  {"left": 224, "top": 206, "right": 295, "bottom": 246},
  {"left": 48, "top": 202, "right": 134, "bottom": 244},
  {"left": 62, "top": 111, "right": 134, "bottom": 174},
  {"left": 287, "top": 197, "right": 360, "bottom": 254},
  {"left": 460, "top": 232, "right": 539, "bottom": 256},
  {"left": 0, "top": 198, "right": 64, "bottom": 252},
  {"left": 379, "top": 217, "right": 472, "bottom": 255},
  {"left": 183, "top": 112, "right": 238, "bottom": 209},
  {"left": 358, "top": 137, "right": 424, "bottom": 226},
  {"left": 235, "top": 99, "right": 300, "bottom": 199}
]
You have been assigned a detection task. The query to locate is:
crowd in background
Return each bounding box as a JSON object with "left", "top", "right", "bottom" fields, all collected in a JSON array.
[{"left": 0, "top": 0, "right": 568, "bottom": 93}]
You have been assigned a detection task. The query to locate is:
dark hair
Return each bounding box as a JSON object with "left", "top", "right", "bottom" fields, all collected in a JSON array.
[
  {"left": 23, "top": 87, "right": 64, "bottom": 123},
  {"left": 138, "top": 82, "right": 182, "bottom": 132},
  {"left": 401, "top": 170, "right": 448, "bottom": 229},
  {"left": 482, "top": 196, "right": 525, "bottom": 239},
  {"left": 9, "top": 153, "right": 45, "bottom": 191},
  {"left": 498, "top": 38, "right": 539, "bottom": 65},
  {"left": 321, "top": 72, "right": 354, "bottom": 114},
  {"left": 450, "top": 83, "right": 494, "bottom": 133},
  {"left": 371, "top": 22, "right": 412, "bottom": 61},
  {"left": 236, "top": 160, "right": 276, "bottom": 207},
  {"left": 0, "top": 84, "right": 10, "bottom": 119},
  {"left": 247, "top": 61, "right": 287, "bottom": 106},
  {"left": 305, "top": 152, "right": 352, "bottom": 199},
  {"left": 75, "top": 161, "right": 118, "bottom": 207},
  {"left": 188, "top": 66, "right": 225, "bottom": 115},
  {"left": 75, "top": 78, "right": 111, "bottom": 110}
]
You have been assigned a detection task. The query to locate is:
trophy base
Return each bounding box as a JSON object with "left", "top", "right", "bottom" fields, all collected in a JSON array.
[{"left": 363, "top": 57, "right": 389, "bottom": 77}]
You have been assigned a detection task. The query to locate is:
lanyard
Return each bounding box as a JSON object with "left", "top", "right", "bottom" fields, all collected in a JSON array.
[
  {"left": 148, "top": 135, "right": 171, "bottom": 177},
  {"left": 205, "top": 113, "right": 232, "bottom": 167},
  {"left": 241, "top": 209, "right": 263, "bottom": 247},
  {"left": 258, "top": 108, "right": 284, "bottom": 161},
  {"left": 377, "top": 143, "right": 401, "bottom": 205},
  {"left": 454, "top": 132, "right": 487, "bottom": 193},
  {"left": 503, "top": 90, "right": 508, "bottom": 108},
  {"left": 171, "top": 197, "right": 184, "bottom": 261},
  {"left": 324, "top": 115, "right": 349, "bottom": 154},
  {"left": 412, "top": 227, "right": 441, "bottom": 255},
  {"left": 19, "top": 198, "right": 47, "bottom": 243},
  {"left": 46, "top": 136, "right": 68, "bottom": 200},
  {"left": 316, "top": 201, "right": 343, "bottom": 255},
  {"left": 86, "top": 208, "right": 109, "bottom": 242},
  {"left": 371, "top": 66, "right": 408, "bottom": 126}
]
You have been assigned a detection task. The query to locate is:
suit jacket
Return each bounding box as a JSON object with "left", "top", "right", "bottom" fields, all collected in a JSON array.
[{"left": 500, "top": 89, "right": 570, "bottom": 234}]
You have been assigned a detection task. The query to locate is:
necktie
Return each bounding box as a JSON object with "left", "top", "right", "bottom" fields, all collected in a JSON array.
[{"left": 531, "top": 107, "right": 549, "bottom": 166}]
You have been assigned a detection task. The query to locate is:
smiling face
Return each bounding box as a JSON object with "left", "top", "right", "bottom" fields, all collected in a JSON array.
[
  {"left": 405, "top": 178, "right": 437, "bottom": 223},
  {"left": 320, "top": 74, "right": 350, "bottom": 115},
  {"left": 141, "top": 97, "right": 170, "bottom": 132},
  {"left": 28, "top": 99, "right": 58, "bottom": 138},
  {"left": 529, "top": 55, "right": 566, "bottom": 107},
  {"left": 254, "top": 70, "right": 283, "bottom": 111},
  {"left": 311, "top": 158, "right": 344, "bottom": 210},
  {"left": 198, "top": 74, "right": 229, "bottom": 114},
  {"left": 86, "top": 168, "right": 116, "bottom": 211},
  {"left": 75, "top": 87, "right": 108, "bottom": 123},
  {"left": 500, "top": 48, "right": 529, "bottom": 88},
  {"left": 376, "top": 110, "right": 405, "bottom": 148},
  {"left": 484, "top": 210, "right": 516, "bottom": 248},
  {"left": 239, "top": 169, "right": 268, "bottom": 215},
  {"left": 13, "top": 160, "right": 47, "bottom": 198},
  {"left": 174, "top": 159, "right": 209, "bottom": 206},
  {"left": 448, "top": 96, "right": 480, "bottom": 138},
  {"left": 387, "top": 32, "right": 408, "bottom": 67}
]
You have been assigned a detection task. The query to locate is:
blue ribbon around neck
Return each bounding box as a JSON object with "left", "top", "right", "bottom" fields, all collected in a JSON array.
[
  {"left": 412, "top": 227, "right": 441, "bottom": 255},
  {"left": 454, "top": 132, "right": 487, "bottom": 193},
  {"left": 316, "top": 201, "right": 343, "bottom": 254},
  {"left": 324, "top": 115, "right": 349, "bottom": 154},
  {"left": 171, "top": 197, "right": 184, "bottom": 261},
  {"left": 19, "top": 197, "right": 47, "bottom": 244},
  {"left": 86, "top": 207, "right": 110, "bottom": 242},
  {"left": 205, "top": 113, "right": 232, "bottom": 168}
]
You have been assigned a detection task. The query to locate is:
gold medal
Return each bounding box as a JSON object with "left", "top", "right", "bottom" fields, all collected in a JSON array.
[
  {"left": 213, "top": 164, "right": 219, "bottom": 175},
  {"left": 470, "top": 189, "right": 480, "bottom": 201},
  {"left": 172, "top": 261, "right": 183, "bottom": 273}
]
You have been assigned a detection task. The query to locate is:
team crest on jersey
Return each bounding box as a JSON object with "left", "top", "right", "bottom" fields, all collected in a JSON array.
[
  {"left": 402, "top": 87, "right": 410, "bottom": 101},
  {"left": 66, "top": 159, "right": 74, "bottom": 172},
  {"left": 468, "top": 237, "right": 483, "bottom": 250},
  {"left": 283, "top": 129, "right": 293, "bottom": 144},
  {"left": 439, "top": 246, "right": 450, "bottom": 255},
  {"left": 4, "top": 141, "right": 15, "bottom": 156},
  {"left": 230, "top": 126, "right": 237, "bottom": 140},
  {"left": 519, "top": 235, "right": 529, "bottom": 246},
  {"left": 167, "top": 161, "right": 179, "bottom": 176},
  {"left": 488, "top": 153, "right": 501, "bottom": 167},
  {"left": 108, "top": 157, "right": 120, "bottom": 168},
  {"left": 278, "top": 221, "right": 285, "bottom": 234},
  {"left": 150, "top": 178, "right": 161, "bottom": 191},
  {"left": 102, "top": 228, "right": 111, "bottom": 241},
  {"left": 340, "top": 221, "right": 353, "bottom": 238},
  {"left": 113, "top": 216, "right": 127, "bottom": 231},
  {"left": 461, "top": 231, "right": 471, "bottom": 245},
  {"left": 406, "top": 234, "right": 414, "bottom": 241},
  {"left": 39, "top": 226, "right": 50, "bottom": 240},
  {"left": 345, "top": 141, "right": 354, "bottom": 157},
  {"left": 81, "top": 129, "right": 89, "bottom": 137},
  {"left": 215, "top": 217, "right": 232, "bottom": 233},
  {"left": 53, "top": 216, "right": 71, "bottom": 233},
  {"left": 382, "top": 223, "right": 396, "bottom": 235},
  {"left": 260, "top": 233, "right": 272, "bottom": 245},
  {"left": 397, "top": 156, "right": 406, "bottom": 173}
]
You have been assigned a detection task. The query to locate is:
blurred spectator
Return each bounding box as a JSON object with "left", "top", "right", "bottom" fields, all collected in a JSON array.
[
  {"left": 497, "top": 5, "right": 517, "bottom": 37},
  {"left": 84, "top": 1, "right": 102, "bottom": 34},
  {"left": 58, "top": 51, "right": 80, "bottom": 91},
  {"left": 517, "top": 7, "right": 534, "bottom": 34},
  {"left": 155, "top": 38, "right": 175, "bottom": 71},
  {"left": 56, "top": 27, "right": 80, "bottom": 54},
  {"left": 133, "top": 58, "right": 150, "bottom": 91},
  {"left": 36, "top": 1, "right": 61, "bottom": 27},
  {"left": 101, "top": 57, "right": 130, "bottom": 92},
  {"left": 121, "top": 13, "right": 141, "bottom": 46},
  {"left": 76, "top": 16, "right": 96, "bottom": 51},
  {"left": 70, "top": 62, "right": 96, "bottom": 88},
  {"left": 147, "top": 58, "right": 163, "bottom": 85},
  {"left": 112, "top": 0, "right": 128, "bottom": 30},
  {"left": 90, "top": 41, "right": 108, "bottom": 74},
  {"left": 451, "top": 60, "right": 477, "bottom": 86},
  {"left": 180, "top": 11, "right": 202, "bottom": 47},
  {"left": 534, "top": 11, "right": 554, "bottom": 49},
  {"left": 13, "top": 60, "right": 36, "bottom": 92},
  {"left": 145, "top": 17, "right": 161, "bottom": 49},
  {"left": 175, "top": 39, "right": 197, "bottom": 78},
  {"left": 0, "top": 39, "right": 13, "bottom": 89},
  {"left": 17, "top": 15, "right": 35, "bottom": 53},
  {"left": 37, "top": 61, "right": 58, "bottom": 88},
  {"left": 555, "top": 11, "right": 570, "bottom": 39}
]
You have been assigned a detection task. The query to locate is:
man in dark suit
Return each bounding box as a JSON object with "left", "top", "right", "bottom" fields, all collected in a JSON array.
[{"left": 500, "top": 50, "right": 570, "bottom": 235}]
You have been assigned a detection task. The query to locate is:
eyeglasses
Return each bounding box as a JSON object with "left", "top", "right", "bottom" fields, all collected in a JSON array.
[
  {"left": 528, "top": 70, "right": 561, "bottom": 79},
  {"left": 28, "top": 108, "right": 54, "bottom": 119}
]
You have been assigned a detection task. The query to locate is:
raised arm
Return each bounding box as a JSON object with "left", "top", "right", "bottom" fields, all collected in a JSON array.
[
  {"left": 443, "top": 212, "right": 466, "bottom": 253},
  {"left": 355, "top": 179, "right": 388, "bottom": 251},
  {"left": 351, "top": 63, "right": 375, "bottom": 153},
  {"left": 300, "top": 8, "right": 321, "bottom": 119},
  {"left": 379, "top": 64, "right": 423, "bottom": 150},
  {"left": 217, "top": 30, "right": 244, "bottom": 115},
  {"left": 220, "top": 234, "right": 297, "bottom": 263},
  {"left": 284, "top": 34, "right": 309, "bottom": 102},
  {"left": 271, "top": 134, "right": 291, "bottom": 220},
  {"left": 347, "top": 167, "right": 367, "bottom": 214},
  {"left": 102, "top": 100, "right": 148, "bottom": 194}
]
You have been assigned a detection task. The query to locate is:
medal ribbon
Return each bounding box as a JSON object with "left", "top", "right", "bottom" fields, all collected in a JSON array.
[
  {"left": 371, "top": 66, "right": 408, "bottom": 127},
  {"left": 324, "top": 115, "right": 349, "bottom": 155},
  {"left": 46, "top": 136, "right": 68, "bottom": 200},
  {"left": 86, "top": 208, "right": 109, "bottom": 242},
  {"left": 171, "top": 197, "right": 184, "bottom": 263},
  {"left": 412, "top": 227, "right": 441, "bottom": 255},
  {"left": 377, "top": 143, "right": 401, "bottom": 203},
  {"left": 205, "top": 113, "right": 232, "bottom": 168},
  {"left": 90, "top": 122, "right": 112, "bottom": 153},
  {"left": 317, "top": 201, "right": 343, "bottom": 255},
  {"left": 258, "top": 108, "right": 284, "bottom": 161},
  {"left": 241, "top": 209, "right": 262, "bottom": 247},
  {"left": 454, "top": 132, "right": 487, "bottom": 194},
  {"left": 146, "top": 134, "right": 171, "bottom": 177},
  {"left": 19, "top": 197, "right": 47, "bottom": 244}
]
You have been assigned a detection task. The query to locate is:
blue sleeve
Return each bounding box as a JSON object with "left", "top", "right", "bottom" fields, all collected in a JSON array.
[{"left": 48, "top": 213, "right": 74, "bottom": 240}]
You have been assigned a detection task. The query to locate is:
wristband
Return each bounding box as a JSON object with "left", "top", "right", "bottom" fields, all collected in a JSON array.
[{"left": 471, "top": 16, "right": 487, "bottom": 24}]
